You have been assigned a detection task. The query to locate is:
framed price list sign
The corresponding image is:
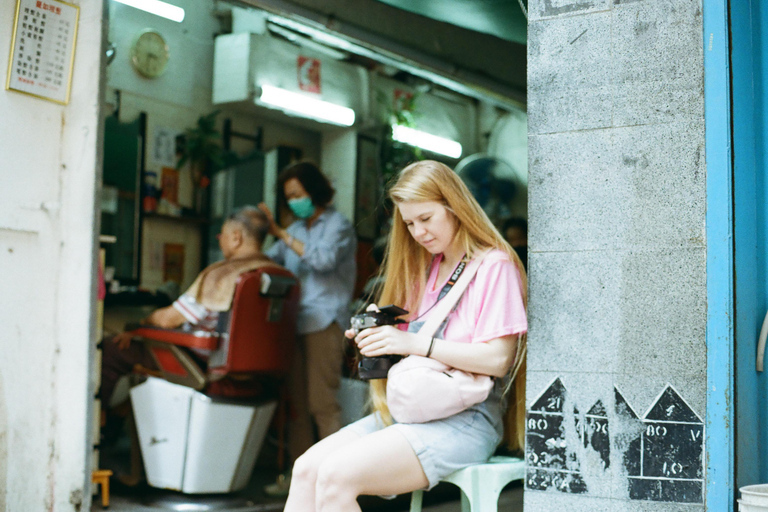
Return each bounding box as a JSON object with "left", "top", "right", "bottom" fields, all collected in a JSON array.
[{"left": 5, "top": 0, "right": 79, "bottom": 105}]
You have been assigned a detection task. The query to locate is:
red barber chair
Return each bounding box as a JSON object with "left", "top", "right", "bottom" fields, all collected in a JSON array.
[{"left": 127, "top": 267, "right": 299, "bottom": 494}]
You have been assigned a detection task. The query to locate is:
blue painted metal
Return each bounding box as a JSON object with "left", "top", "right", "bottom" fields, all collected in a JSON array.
[
  {"left": 704, "top": 0, "right": 734, "bottom": 509},
  {"left": 730, "top": 0, "right": 768, "bottom": 497},
  {"left": 754, "top": 0, "right": 768, "bottom": 486},
  {"left": 731, "top": 0, "right": 761, "bottom": 497}
]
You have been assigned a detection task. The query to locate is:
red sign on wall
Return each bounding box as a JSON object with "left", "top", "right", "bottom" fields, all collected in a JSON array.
[{"left": 297, "top": 56, "right": 321, "bottom": 93}]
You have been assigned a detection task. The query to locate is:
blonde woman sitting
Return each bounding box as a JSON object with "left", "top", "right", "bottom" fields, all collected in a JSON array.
[{"left": 283, "top": 160, "right": 527, "bottom": 511}]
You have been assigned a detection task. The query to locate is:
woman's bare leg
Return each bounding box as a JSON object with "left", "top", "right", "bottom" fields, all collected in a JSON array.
[
  {"left": 283, "top": 428, "right": 362, "bottom": 512},
  {"left": 314, "top": 427, "right": 429, "bottom": 512}
]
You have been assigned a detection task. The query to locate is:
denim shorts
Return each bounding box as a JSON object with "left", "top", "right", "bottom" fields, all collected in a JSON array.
[{"left": 340, "top": 394, "right": 504, "bottom": 490}]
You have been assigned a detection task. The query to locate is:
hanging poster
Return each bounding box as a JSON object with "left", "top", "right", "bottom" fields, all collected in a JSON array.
[
  {"left": 150, "top": 126, "right": 181, "bottom": 169},
  {"left": 160, "top": 167, "right": 180, "bottom": 205},
  {"left": 163, "top": 243, "right": 185, "bottom": 285},
  {"left": 6, "top": 0, "right": 79, "bottom": 104}
]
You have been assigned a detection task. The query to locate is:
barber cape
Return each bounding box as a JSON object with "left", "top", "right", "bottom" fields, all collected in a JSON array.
[{"left": 184, "top": 255, "right": 281, "bottom": 312}]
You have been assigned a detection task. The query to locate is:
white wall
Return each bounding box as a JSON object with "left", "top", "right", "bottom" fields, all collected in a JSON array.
[
  {"left": 0, "top": 0, "right": 105, "bottom": 510},
  {"left": 321, "top": 129, "right": 357, "bottom": 222},
  {"left": 371, "top": 74, "right": 478, "bottom": 156},
  {"left": 107, "top": 0, "right": 220, "bottom": 108}
]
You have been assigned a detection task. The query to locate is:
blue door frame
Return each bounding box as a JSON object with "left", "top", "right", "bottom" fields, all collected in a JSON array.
[
  {"left": 704, "top": 0, "right": 734, "bottom": 510},
  {"left": 706, "top": 0, "right": 768, "bottom": 509}
]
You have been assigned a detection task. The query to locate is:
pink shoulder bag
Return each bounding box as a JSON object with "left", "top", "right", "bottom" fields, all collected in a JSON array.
[{"left": 386, "top": 251, "right": 494, "bottom": 424}]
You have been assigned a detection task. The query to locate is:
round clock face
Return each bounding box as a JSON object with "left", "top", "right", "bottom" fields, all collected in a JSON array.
[{"left": 130, "top": 30, "right": 169, "bottom": 78}]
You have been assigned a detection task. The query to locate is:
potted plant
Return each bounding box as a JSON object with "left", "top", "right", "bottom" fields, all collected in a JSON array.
[
  {"left": 378, "top": 90, "right": 422, "bottom": 187},
  {"left": 177, "top": 111, "right": 225, "bottom": 214}
]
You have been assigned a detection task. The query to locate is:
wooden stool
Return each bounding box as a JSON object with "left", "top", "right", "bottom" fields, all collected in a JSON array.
[
  {"left": 91, "top": 469, "right": 113, "bottom": 508},
  {"left": 409, "top": 456, "right": 525, "bottom": 512}
]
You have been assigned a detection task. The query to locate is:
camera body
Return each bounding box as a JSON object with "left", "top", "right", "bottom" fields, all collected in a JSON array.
[{"left": 350, "top": 305, "right": 408, "bottom": 380}]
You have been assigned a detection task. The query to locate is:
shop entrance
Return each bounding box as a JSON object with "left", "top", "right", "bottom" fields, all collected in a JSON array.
[{"left": 95, "top": 1, "right": 528, "bottom": 510}]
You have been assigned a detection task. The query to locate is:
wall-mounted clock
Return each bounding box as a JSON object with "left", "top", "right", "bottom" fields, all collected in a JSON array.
[{"left": 130, "top": 30, "right": 170, "bottom": 79}]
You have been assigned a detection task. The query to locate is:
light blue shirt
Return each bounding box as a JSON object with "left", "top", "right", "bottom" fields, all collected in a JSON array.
[{"left": 266, "top": 207, "right": 357, "bottom": 335}]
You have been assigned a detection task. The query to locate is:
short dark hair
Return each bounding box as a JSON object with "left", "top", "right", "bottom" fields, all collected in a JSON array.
[
  {"left": 226, "top": 206, "right": 269, "bottom": 246},
  {"left": 278, "top": 161, "right": 335, "bottom": 207}
]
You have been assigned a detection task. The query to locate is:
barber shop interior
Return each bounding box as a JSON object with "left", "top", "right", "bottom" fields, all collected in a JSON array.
[{"left": 95, "top": 0, "right": 527, "bottom": 510}]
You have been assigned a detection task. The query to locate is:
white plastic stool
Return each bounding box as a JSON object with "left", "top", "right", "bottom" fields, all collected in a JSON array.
[{"left": 409, "top": 456, "right": 525, "bottom": 512}]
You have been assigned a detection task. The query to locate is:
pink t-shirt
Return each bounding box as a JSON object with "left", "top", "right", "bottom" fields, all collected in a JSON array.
[{"left": 410, "top": 249, "right": 527, "bottom": 344}]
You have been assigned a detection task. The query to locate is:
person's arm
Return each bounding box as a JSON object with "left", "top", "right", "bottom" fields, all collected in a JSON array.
[
  {"left": 258, "top": 202, "right": 289, "bottom": 263},
  {"left": 423, "top": 334, "right": 519, "bottom": 377},
  {"left": 274, "top": 229, "right": 304, "bottom": 258},
  {"left": 143, "top": 305, "right": 186, "bottom": 329},
  {"left": 351, "top": 327, "right": 519, "bottom": 378},
  {"left": 113, "top": 303, "right": 187, "bottom": 349}
]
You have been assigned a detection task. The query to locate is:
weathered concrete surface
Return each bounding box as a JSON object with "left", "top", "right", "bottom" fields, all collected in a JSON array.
[{"left": 526, "top": 0, "right": 706, "bottom": 508}]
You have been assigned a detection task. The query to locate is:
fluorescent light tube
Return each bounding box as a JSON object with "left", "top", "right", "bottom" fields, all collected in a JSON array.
[
  {"left": 391, "top": 125, "right": 463, "bottom": 159},
  {"left": 257, "top": 85, "right": 356, "bottom": 127},
  {"left": 113, "top": 0, "right": 185, "bottom": 23}
]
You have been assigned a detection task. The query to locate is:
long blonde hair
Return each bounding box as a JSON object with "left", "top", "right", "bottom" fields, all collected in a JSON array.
[{"left": 370, "top": 160, "right": 528, "bottom": 435}]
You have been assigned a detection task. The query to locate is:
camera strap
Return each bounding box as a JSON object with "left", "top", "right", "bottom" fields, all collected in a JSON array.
[
  {"left": 437, "top": 258, "right": 467, "bottom": 301},
  {"left": 417, "top": 250, "right": 490, "bottom": 338},
  {"left": 408, "top": 256, "right": 468, "bottom": 324}
]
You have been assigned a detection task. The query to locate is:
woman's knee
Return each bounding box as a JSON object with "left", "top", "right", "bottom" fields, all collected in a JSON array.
[
  {"left": 291, "top": 450, "right": 321, "bottom": 485},
  {"left": 315, "top": 456, "right": 357, "bottom": 503}
]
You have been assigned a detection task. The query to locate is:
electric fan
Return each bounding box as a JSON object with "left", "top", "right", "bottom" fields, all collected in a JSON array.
[{"left": 454, "top": 154, "right": 520, "bottom": 226}]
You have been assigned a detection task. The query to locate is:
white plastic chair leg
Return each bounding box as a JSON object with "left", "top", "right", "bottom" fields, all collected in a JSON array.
[
  {"left": 460, "top": 489, "right": 471, "bottom": 512},
  {"left": 410, "top": 456, "right": 525, "bottom": 512},
  {"left": 410, "top": 489, "right": 424, "bottom": 512},
  {"left": 461, "top": 483, "right": 505, "bottom": 512}
]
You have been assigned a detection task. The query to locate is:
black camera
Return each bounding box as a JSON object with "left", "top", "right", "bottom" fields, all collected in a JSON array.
[{"left": 350, "top": 305, "right": 409, "bottom": 380}]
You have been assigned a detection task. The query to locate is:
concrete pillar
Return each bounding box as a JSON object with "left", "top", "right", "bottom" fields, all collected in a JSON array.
[{"left": 525, "top": 0, "right": 706, "bottom": 509}]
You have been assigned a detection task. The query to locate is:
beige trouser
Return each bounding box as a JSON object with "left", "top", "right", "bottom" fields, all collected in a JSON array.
[{"left": 287, "top": 321, "right": 345, "bottom": 465}]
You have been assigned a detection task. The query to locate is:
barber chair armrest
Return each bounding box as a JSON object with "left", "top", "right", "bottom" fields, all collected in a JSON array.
[
  {"left": 132, "top": 363, "right": 163, "bottom": 378},
  {"left": 125, "top": 324, "right": 221, "bottom": 351}
]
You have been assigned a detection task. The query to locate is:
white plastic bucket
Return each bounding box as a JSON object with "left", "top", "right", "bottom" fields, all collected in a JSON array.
[{"left": 740, "top": 484, "right": 768, "bottom": 511}]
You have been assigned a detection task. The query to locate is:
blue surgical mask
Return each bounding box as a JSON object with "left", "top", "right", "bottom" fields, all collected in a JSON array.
[{"left": 288, "top": 197, "right": 316, "bottom": 219}]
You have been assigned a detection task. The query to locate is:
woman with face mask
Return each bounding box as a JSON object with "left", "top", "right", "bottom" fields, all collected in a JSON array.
[{"left": 258, "top": 161, "right": 357, "bottom": 495}]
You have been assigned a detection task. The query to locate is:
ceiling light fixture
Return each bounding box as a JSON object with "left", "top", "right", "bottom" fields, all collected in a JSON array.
[
  {"left": 112, "top": 0, "right": 185, "bottom": 23},
  {"left": 391, "top": 125, "right": 463, "bottom": 159},
  {"left": 257, "top": 85, "right": 355, "bottom": 127}
]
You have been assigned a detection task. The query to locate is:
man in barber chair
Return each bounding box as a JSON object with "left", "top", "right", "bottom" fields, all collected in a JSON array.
[{"left": 100, "top": 206, "right": 277, "bottom": 430}]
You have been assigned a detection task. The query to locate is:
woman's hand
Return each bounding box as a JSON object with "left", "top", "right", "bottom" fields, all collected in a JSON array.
[
  {"left": 345, "top": 303, "right": 427, "bottom": 356},
  {"left": 257, "top": 202, "right": 283, "bottom": 238},
  {"left": 344, "top": 303, "right": 381, "bottom": 340},
  {"left": 353, "top": 325, "right": 426, "bottom": 358}
]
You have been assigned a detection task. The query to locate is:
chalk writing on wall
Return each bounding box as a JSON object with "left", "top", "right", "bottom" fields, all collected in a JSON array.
[
  {"left": 627, "top": 386, "right": 704, "bottom": 503},
  {"left": 526, "top": 378, "right": 587, "bottom": 494},
  {"left": 526, "top": 380, "right": 704, "bottom": 504}
]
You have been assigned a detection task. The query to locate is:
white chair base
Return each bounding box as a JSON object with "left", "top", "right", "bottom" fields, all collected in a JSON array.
[
  {"left": 410, "top": 456, "right": 526, "bottom": 512},
  {"left": 131, "top": 377, "right": 276, "bottom": 493}
]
